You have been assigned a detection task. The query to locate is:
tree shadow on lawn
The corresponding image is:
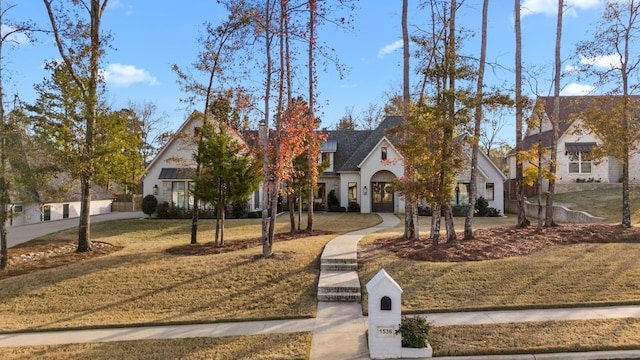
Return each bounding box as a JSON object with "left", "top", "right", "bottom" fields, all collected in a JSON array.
[{"left": 164, "top": 230, "right": 332, "bottom": 256}]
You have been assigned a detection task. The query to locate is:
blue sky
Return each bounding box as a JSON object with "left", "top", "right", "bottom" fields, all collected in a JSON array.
[{"left": 3, "top": 0, "right": 610, "bottom": 144}]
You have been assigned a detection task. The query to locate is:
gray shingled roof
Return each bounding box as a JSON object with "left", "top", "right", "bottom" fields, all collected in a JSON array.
[
  {"left": 523, "top": 95, "right": 640, "bottom": 151},
  {"left": 326, "top": 116, "right": 403, "bottom": 172}
]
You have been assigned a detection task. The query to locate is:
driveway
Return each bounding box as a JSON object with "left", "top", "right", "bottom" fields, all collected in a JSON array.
[{"left": 6, "top": 211, "right": 145, "bottom": 248}]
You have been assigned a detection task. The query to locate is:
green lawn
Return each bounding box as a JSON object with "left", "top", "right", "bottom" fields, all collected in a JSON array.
[{"left": 541, "top": 186, "right": 640, "bottom": 223}]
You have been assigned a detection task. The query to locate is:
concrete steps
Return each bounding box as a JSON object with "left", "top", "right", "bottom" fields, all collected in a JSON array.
[
  {"left": 317, "top": 270, "right": 362, "bottom": 303},
  {"left": 316, "top": 214, "right": 400, "bottom": 304},
  {"left": 320, "top": 258, "right": 358, "bottom": 271}
]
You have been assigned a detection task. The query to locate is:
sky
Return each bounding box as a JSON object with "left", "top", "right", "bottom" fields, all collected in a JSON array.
[{"left": 2, "top": 0, "right": 612, "bottom": 145}]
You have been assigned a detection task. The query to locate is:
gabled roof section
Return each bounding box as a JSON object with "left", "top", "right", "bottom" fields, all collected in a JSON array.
[
  {"left": 337, "top": 116, "right": 403, "bottom": 172},
  {"left": 145, "top": 110, "right": 248, "bottom": 175},
  {"left": 523, "top": 95, "right": 640, "bottom": 151},
  {"left": 145, "top": 110, "right": 203, "bottom": 173},
  {"left": 357, "top": 136, "right": 402, "bottom": 169}
]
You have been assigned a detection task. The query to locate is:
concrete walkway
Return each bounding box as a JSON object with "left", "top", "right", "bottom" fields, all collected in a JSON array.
[
  {"left": 6, "top": 211, "right": 145, "bottom": 248},
  {"left": 311, "top": 213, "right": 400, "bottom": 359},
  {"left": 3, "top": 213, "right": 640, "bottom": 359}
]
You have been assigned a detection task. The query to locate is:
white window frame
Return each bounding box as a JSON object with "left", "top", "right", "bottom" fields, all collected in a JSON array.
[{"left": 568, "top": 151, "right": 592, "bottom": 174}]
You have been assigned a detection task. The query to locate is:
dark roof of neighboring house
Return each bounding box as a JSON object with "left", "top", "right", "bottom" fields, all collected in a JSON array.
[{"left": 523, "top": 95, "right": 640, "bottom": 150}]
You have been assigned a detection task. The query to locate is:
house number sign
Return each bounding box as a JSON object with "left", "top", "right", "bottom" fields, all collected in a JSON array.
[{"left": 376, "top": 325, "right": 395, "bottom": 338}]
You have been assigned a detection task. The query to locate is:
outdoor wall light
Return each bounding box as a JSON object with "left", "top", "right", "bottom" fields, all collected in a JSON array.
[
  {"left": 363, "top": 186, "right": 368, "bottom": 195},
  {"left": 153, "top": 184, "right": 159, "bottom": 195}
]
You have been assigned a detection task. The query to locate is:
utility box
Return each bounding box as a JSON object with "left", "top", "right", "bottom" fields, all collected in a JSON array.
[{"left": 366, "top": 268, "right": 402, "bottom": 359}]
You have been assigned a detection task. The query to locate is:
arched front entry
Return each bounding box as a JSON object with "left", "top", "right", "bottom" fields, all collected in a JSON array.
[{"left": 371, "top": 171, "right": 396, "bottom": 213}]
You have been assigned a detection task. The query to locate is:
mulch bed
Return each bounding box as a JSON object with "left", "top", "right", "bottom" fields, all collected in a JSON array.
[{"left": 364, "top": 224, "right": 640, "bottom": 262}]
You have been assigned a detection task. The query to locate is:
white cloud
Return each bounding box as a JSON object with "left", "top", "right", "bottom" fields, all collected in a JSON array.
[
  {"left": 580, "top": 54, "right": 620, "bottom": 69},
  {"left": 564, "top": 64, "right": 580, "bottom": 73},
  {"left": 1, "top": 25, "right": 31, "bottom": 45},
  {"left": 377, "top": 40, "right": 403, "bottom": 58},
  {"left": 561, "top": 83, "right": 596, "bottom": 95},
  {"left": 108, "top": 0, "right": 133, "bottom": 16},
  {"left": 102, "top": 63, "right": 158, "bottom": 87},
  {"left": 521, "top": 0, "right": 602, "bottom": 17}
]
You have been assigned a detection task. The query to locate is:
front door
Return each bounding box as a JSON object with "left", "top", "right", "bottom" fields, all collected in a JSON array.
[
  {"left": 371, "top": 182, "right": 394, "bottom": 212},
  {"left": 43, "top": 205, "right": 51, "bottom": 221}
]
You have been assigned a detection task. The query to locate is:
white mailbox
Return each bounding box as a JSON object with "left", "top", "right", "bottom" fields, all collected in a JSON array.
[{"left": 366, "top": 268, "right": 402, "bottom": 359}]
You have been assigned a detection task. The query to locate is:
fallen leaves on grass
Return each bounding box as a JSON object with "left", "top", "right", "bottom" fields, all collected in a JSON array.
[{"left": 368, "top": 224, "right": 640, "bottom": 262}]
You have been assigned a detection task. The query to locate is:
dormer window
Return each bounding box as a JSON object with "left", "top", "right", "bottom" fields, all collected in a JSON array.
[
  {"left": 320, "top": 140, "right": 337, "bottom": 173},
  {"left": 381, "top": 147, "right": 388, "bottom": 161}
]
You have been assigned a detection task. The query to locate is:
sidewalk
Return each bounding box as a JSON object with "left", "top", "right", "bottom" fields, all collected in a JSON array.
[{"left": 2, "top": 213, "right": 640, "bottom": 359}]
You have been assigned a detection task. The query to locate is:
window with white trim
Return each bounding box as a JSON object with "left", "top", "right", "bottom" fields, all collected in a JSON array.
[
  {"left": 485, "top": 183, "right": 495, "bottom": 201},
  {"left": 568, "top": 151, "right": 592, "bottom": 174}
]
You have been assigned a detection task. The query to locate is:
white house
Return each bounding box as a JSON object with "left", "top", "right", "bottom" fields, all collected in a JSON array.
[
  {"left": 508, "top": 95, "right": 640, "bottom": 195},
  {"left": 316, "top": 116, "right": 506, "bottom": 214},
  {"left": 142, "top": 111, "right": 263, "bottom": 213},
  {"left": 8, "top": 179, "right": 113, "bottom": 226},
  {"left": 144, "top": 115, "right": 506, "bottom": 215},
  {"left": 5, "top": 129, "right": 113, "bottom": 226}
]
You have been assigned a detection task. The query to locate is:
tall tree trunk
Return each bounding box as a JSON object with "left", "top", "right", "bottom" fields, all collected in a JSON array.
[
  {"left": 545, "top": 0, "right": 563, "bottom": 227},
  {"left": 220, "top": 204, "right": 225, "bottom": 246},
  {"left": 430, "top": 204, "right": 441, "bottom": 246},
  {"left": 298, "top": 191, "right": 302, "bottom": 231},
  {"left": 261, "top": 0, "right": 274, "bottom": 258},
  {"left": 464, "top": 0, "right": 488, "bottom": 240},
  {"left": 288, "top": 194, "right": 295, "bottom": 234},
  {"left": 443, "top": 0, "right": 457, "bottom": 243},
  {"left": 191, "top": 164, "right": 200, "bottom": 244},
  {"left": 0, "top": 29, "right": 7, "bottom": 268},
  {"left": 215, "top": 206, "right": 222, "bottom": 247},
  {"left": 536, "top": 121, "right": 544, "bottom": 232},
  {"left": 514, "top": 0, "right": 529, "bottom": 228},
  {"left": 0, "top": 124, "right": 7, "bottom": 269},
  {"left": 77, "top": 176, "right": 92, "bottom": 252},
  {"left": 306, "top": 0, "right": 316, "bottom": 232},
  {"left": 444, "top": 204, "right": 456, "bottom": 243},
  {"left": 402, "top": 0, "right": 418, "bottom": 240},
  {"left": 620, "top": 2, "right": 632, "bottom": 228}
]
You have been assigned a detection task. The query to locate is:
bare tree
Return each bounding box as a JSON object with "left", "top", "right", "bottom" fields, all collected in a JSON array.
[
  {"left": 545, "top": 0, "right": 563, "bottom": 227},
  {"left": 401, "top": 0, "right": 418, "bottom": 240},
  {"left": 464, "top": 0, "right": 489, "bottom": 240},
  {"left": 514, "top": 0, "right": 530, "bottom": 228}
]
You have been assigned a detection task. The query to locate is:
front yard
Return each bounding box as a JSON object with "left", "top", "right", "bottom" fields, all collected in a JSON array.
[{"left": 2, "top": 210, "right": 640, "bottom": 357}]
